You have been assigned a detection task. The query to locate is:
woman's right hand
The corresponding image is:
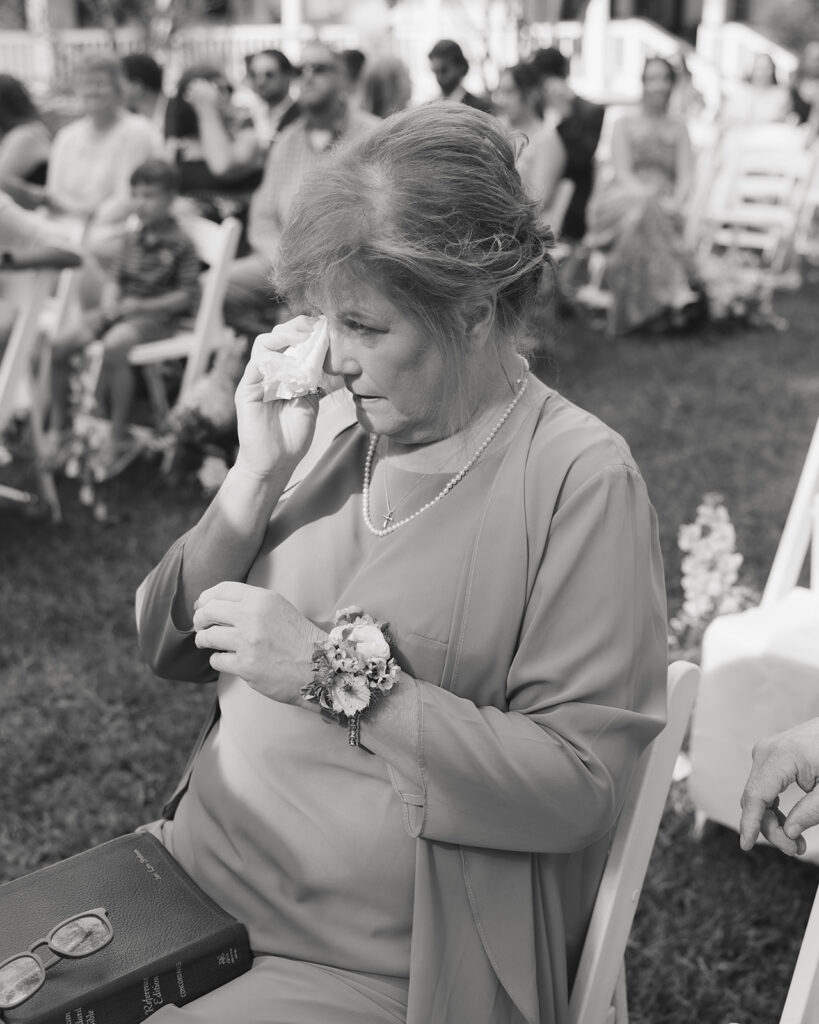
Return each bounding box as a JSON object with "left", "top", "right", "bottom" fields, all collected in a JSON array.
[{"left": 234, "top": 316, "right": 321, "bottom": 478}]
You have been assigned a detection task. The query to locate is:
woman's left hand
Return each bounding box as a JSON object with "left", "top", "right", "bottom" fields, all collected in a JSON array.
[
  {"left": 192, "top": 581, "right": 326, "bottom": 701},
  {"left": 184, "top": 78, "right": 221, "bottom": 111}
]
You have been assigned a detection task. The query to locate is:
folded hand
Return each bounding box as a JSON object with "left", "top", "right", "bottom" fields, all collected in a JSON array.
[
  {"left": 192, "top": 580, "right": 326, "bottom": 702},
  {"left": 739, "top": 718, "right": 819, "bottom": 856}
]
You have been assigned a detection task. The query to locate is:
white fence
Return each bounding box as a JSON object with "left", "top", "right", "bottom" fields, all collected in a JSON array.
[{"left": 0, "top": 15, "right": 796, "bottom": 112}]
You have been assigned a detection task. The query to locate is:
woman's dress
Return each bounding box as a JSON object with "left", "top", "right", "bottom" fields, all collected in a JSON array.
[
  {"left": 585, "top": 115, "right": 696, "bottom": 334},
  {"left": 137, "top": 380, "right": 668, "bottom": 1023}
]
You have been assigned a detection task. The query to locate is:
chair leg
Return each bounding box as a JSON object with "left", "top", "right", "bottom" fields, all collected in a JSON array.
[
  {"left": 28, "top": 390, "right": 62, "bottom": 523},
  {"left": 613, "top": 960, "right": 629, "bottom": 1024}
]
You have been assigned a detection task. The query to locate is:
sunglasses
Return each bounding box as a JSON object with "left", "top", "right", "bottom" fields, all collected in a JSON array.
[
  {"left": 298, "top": 63, "right": 336, "bottom": 77},
  {"left": 0, "top": 909, "right": 113, "bottom": 1010}
]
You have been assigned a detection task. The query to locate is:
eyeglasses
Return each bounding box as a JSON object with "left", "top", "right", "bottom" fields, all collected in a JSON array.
[
  {"left": 298, "top": 63, "right": 335, "bottom": 77},
  {"left": 0, "top": 909, "right": 113, "bottom": 1010}
]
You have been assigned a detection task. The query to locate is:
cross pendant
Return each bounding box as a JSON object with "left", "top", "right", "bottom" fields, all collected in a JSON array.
[{"left": 381, "top": 510, "right": 395, "bottom": 528}]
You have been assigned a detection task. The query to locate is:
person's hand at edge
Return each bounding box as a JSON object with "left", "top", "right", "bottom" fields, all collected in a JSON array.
[{"left": 739, "top": 718, "right": 819, "bottom": 856}]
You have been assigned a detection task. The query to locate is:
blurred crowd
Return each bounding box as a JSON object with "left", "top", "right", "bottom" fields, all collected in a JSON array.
[{"left": 3, "top": 31, "right": 819, "bottom": 474}]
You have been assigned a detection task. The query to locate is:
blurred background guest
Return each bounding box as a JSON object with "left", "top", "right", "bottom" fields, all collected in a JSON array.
[
  {"left": 222, "top": 41, "right": 379, "bottom": 343},
  {"left": 583, "top": 56, "right": 699, "bottom": 334},
  {"left": 721, "top": 52, "right": 790, "bottom": 127},
  {"left": 121, "top": 52, "right": 167, "bottom": 141},
  {"left": 46, "top": 55, "right": 158, "bottom": 234},
  {"left": 164, "top": 63, "right": 264, "bottom": 242},
  {"left": 493, "top": 61, "right": 542, "bottom": 136},
  {"left": 0, "top": 74, "right": 51, "bottom": 209},
  {"left": 360, "top": 55, "right": 412, "bottom": 119},
  {"left": 427, "top": 38, "right": 492, "bottom": 112},
  {"left": 530, "top": 46, "right": 604, "bottom": 244},
  {"left": 243, "top": 48, "right": 300, "bottom": 150},
  {"left": 668, "top": 52, "right": 706, "bottom": 124},
  {"left": 341, "top": 47, "right": 367, "bottom": 106}
]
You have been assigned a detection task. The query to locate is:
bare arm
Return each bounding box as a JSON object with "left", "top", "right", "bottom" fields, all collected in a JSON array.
[
  {"left": 521, "top": 127, "right": 568, "bottom": 221},
  {"left": 186, "top": 80, "right": 263, "bottom": 179}
]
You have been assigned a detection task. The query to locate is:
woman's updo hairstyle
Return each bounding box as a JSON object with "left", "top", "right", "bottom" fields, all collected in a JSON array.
[{"left": 274, "top": 103, "right": 554, "bottom": 373}]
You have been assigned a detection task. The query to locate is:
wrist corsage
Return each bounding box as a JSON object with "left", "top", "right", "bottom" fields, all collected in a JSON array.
[{"left": 301, "top": 606, "right": 400, "bottom": 746}]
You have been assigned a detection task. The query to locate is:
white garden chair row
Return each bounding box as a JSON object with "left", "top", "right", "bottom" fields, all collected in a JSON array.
[{"left": 0, "top": 213, "right": 241, "bottom": 520}]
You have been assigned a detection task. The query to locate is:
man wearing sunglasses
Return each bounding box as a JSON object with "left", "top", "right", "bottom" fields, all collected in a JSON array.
[
  {"left": 245, "top": 49, "right": 300, "bottom": 150},
  {"left": 223, "top": 41, "right": 379, "bottom": 342}
]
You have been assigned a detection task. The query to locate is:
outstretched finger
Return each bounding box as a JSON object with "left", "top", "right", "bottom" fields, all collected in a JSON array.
[{"left": 739, "top": 790, "right": 768, "bottom": 851}]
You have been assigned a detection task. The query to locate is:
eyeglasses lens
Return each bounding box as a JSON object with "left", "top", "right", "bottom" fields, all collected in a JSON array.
[
  {"left": 300, "top": 63, "right": 333, "bottom": 76},
  {"left": 0, "top": 954, "right": 44, "bottom": 1009},
  {"left": 51, "top": 915, "right": 111, "bottom": 957}
]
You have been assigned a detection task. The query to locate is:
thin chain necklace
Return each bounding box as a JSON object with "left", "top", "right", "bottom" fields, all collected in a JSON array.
[
  {"left": 380, "top": 438, "right": 430, "bottom": 529},
  {"left": 362, "top": 361, "right": 530, "bottom": 538}
]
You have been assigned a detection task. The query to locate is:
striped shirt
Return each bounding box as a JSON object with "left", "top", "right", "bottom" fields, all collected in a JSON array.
[{"left": 109, "top": 216, "right": 201, "bottom": 309}]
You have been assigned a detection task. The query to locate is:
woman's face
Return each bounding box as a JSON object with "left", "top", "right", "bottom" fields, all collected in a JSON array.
[
  {"left": 78, "top": 70, "right": 121, "bottom": 118},
  {"left": 494, "top": 71, "right": 525, "bottom": 125},
  {"left": 642, "top": 61, "right": 673, "bottom": 110},
  {"left": 319, "top": 278, "right": 458, "bottom": 444},
  {"left": 750, "top": 54, "right": 776, "bottom": 87}
]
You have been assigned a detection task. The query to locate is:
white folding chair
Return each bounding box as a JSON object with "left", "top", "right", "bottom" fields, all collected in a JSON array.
[
  {"left": 81, "top": 214, "right": 242, "bottom": 450},
  {"left": 125, "top": 214, "right": 243, "bottom": 421},
  {"left": 569, "top": 661, "right": 700, "bottom": 1024},
  {"left": 780, "top": 884, "right": 819, "bottom": 1024},
  {"left": 0, "top": 268, "right": 64, "bottom": 521},
  {"left": 697, "top": 124, "right": 817, "bottom": 279},
  {"left": 761, "top": 412, "right": 819, "bottom": 608}
]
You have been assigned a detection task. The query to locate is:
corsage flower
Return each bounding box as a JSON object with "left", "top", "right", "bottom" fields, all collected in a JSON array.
[{"left": 301, "top": 607, "right": 400, "bottom": 746}]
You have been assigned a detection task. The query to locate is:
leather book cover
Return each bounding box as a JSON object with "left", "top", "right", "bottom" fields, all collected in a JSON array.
[{"left": 0, "top": 832, "right": 251, "bottom": 1024}]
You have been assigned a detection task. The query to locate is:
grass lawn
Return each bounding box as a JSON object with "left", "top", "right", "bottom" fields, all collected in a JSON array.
[{"left": 3, "top": 286, "right": 819, "bottom": 1023}]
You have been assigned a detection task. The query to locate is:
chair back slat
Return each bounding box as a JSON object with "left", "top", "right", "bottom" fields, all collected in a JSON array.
[{"left": 569, "top": 661, "right": 700, "bottom": 1024}]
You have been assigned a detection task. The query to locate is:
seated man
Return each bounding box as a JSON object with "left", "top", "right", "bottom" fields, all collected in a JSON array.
[
  {"left": 46, "top": 159, "right": 200, "bottom": 475},
  {"left": 121, "top": 52, "right": 168, "bottom": 145},
  {"left": 244, "top": 48, "right": 300, "bottom": 151},
  {"left": 222, "top": 41, "right": 378, "bottom": 343},
  {"left": 427, "top": 39, "right": 492, "bottom": 113}
]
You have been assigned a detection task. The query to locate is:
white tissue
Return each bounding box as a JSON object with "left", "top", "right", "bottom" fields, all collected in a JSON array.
[{"left": 256, "top": 317, "right": 340, "bottom": 402}]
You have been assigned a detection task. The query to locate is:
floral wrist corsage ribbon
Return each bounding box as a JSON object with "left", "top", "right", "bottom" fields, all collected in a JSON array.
[{"left": 301, "top": 607, "right": 400, "bottom": 746}]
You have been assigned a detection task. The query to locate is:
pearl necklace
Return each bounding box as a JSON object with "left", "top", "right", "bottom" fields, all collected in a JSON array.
[{"left": 362, "top": 363, "right": 530, "bottom": 538}]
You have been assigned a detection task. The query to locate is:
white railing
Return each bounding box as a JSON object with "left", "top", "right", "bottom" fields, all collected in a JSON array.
[
  {"left": 0, "top": 15, "right": 796, "bottom": 116},
  {"left": 702, "top": 20, "right": 798, "bottom": 87}
]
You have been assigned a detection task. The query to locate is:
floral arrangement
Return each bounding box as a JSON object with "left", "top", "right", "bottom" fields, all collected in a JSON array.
[
  {"left": 301, "top": 606, "right": 401, "bottom": 746},
  {"left": 695, "top": 251, "right": 789, "bottom": 331},
  {"left": 164, "top": 331, "right": 245, "bottom": 486},
  {"left": 668, "top": 492, "right": 759, "bottom": 659}
]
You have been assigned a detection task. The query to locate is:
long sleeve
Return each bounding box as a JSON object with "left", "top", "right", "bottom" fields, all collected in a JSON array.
[
  {"left": 136, "top": 533, "right": 217, "bottom": 684},
  {"left": 365, "top": 460, "right": 668, "bottom": 853}
]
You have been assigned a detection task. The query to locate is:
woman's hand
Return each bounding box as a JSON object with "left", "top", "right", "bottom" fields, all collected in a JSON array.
[
  {"left": 184, "top": 78, "right": 222, "bottom": 112},
  {"left": 192, "top": 580, "right": 326, "bottom": 701},
  {"left": 234, "top": 315, "right": 322, "bottom": 477}
]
